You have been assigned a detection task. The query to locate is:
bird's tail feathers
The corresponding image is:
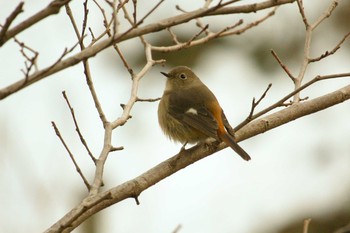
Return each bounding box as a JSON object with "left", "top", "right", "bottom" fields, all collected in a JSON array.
[{"left": 220, "top": 133, "right": 251, "bottom": 161}]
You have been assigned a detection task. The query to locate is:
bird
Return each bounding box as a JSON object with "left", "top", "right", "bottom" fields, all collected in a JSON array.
[{"left": 158, "top": 66, "right": 251, "bottom": 161}]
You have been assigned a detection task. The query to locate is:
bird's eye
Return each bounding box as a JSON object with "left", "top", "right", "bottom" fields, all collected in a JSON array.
[{"left": 179, "top": 73, "right": 187, "bottom": 79}]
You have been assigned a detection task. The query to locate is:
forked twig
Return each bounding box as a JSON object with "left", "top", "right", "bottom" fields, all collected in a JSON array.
[
  {"left": 292, "top": 0, "right": 340, "bottom": 102},
  {"left": 66, "top": 1, "right": 108, "bottom": 125},
  {"left": 0, "top": 2, "right": 24, "bottom": 44},
  {"left": 14, "top": 37, "right": 39, "bottom": 79},
  {"left": 152, "top": 8, "right": 276, "bottom": 52},
  {"left": 235, "top": 72, "right": 350, "bottom": 131},
  {"left": 237, "top": 83, "right": 272, "bottom": 130},
  {"left": 249, "top": 83, "right": 272, "bottom": 117}
]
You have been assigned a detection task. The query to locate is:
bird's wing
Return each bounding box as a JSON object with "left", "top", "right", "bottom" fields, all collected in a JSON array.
[{"left": 168, "top": 93, "right": 219, "bottom": 140}]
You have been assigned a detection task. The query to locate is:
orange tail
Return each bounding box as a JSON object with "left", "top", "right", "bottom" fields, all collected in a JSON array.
[{"left": 220, "top": 133, "right": 251, "bottom": 161}]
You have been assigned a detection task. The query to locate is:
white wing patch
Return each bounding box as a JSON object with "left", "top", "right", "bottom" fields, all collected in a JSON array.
[{"left": 185, "top": 108, "right": 198, "bottom": 115}]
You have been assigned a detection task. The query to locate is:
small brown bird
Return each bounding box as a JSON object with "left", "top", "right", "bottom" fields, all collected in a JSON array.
[{"left": 158, "top": 66, "right": 251, "bottom": 161}]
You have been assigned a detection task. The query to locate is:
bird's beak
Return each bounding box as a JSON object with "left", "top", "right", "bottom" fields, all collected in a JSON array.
[{"left": 160, "top": 72, "right": 170, "bottom": 78}]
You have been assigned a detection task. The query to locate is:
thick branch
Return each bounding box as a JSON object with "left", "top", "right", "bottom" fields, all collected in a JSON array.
[{"left": 45, "top": 84, "right": 350, "bottom": 233}]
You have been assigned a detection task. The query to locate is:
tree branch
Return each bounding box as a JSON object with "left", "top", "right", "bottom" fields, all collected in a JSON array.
[
  {"left": 62, "top": 91, "right": 96, "bottom": 164},
  {"left": 0, "top": 0, "right": 296, "bottom": 100},
  {"left": 51, "top": 121, "right": 91, "bottom": 191},
  {"left": 235, "top": 72, "right": 350, "bottom": 131},
  {"left": 0, "top": 2, "right": 24, "bottom": 45},
  {"left": 0, "top": 0, "right": 72, "bottom": 46},
  {"left": 45, "top": 83, "right": 350, "bottom": 233}
]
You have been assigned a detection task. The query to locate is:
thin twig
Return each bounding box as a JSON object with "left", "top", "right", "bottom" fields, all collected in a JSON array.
[
  {"left": 311, "top": 0, "right": 339, "bottom": 29},
  {"left": 136, "top": 97, "right": 161, "bottom": 102},
  {"left": 271, "top": 49, "right": 296, "bottom": 82},
  {"left": 65, "top": 4, "right": 82, "bottom": 42},
  {"left": 296, "top": 0, "right": 309, "bottom": 28},
  {"left": 51, "top": 121, "right": 91, "bottom": 190},
  {"left": 110, "top": 146, "right": 124, "bottom": 152},
  {"left": 62, "top": 91, "right": 97, "bottom": 164},
  {"left": 229, "top": 8, "right": 276, "bottom": 35},
  {"left": 39, "top": 41, "right": 80, "bottom": 81},
  {"left": 310, "top": 31, "right": 350, "bottom": 62},
  {"left": 246, "top": 83, "right": 272, "bottom": 120},
  {"left": 66, "top": 1, "right": 108, "bottom": 125},
  {"left": 14, "top": 37, "right": 39, "bottom": 78},
  {"left": 88, "top": 1, "right": 112, "bottom": 45},
  {"left": 111, "top": 42, "right": 165, "bottom": 129},
  {"left": 186, "top": 24, "right": 209, "bottom": 46},
  {"left": 114, "top": 44, "right": 134, "bottom": 77},
  {"left": 167, "top": 28, "right": 181, "bottom": 44},
  {"left": 152, "top": 8, "right": 275, "bottom": 52},
  {"left": 81, "top": 0, "right": 89, "bottom": 38},
  {"left": 132, "top": 0, "right": 137, "bottom": 25},
  {"left": 0, "top": 0, "right": 293, "bottom": 100}
]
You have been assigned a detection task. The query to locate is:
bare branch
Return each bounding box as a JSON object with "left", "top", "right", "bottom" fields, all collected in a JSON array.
[
  {"left": 136, "top": 97, "right": 161, "bottom": 102},
  {"left": 114, "top": 44, "right": 134, "bottom": 77},
  {"left": 249, "top": 83, "right": 272, "bottom": 117},
  {"left": 186, "top": 24, "right": 209, "bottom": 45},
  {"left": 0, "top": 0, "right": 73, "bottom": 46},
  {"left": 167, "top": 28, "right": 181, "bottom": 44},
  {"left": 81, "top": 0, "right": 90, "bottom": 38},
  {"left": 271, "top": 49, "right": 296, "bottom": 82},
  {"left": 132, "top": 0, "right": 137, "bottom": 25},
  {"left": 0, "top": 2, "right": 24, "bottom": 45},
  {"left": 111, "top": 42, "right": 165, "bottom": 129},
  {"left": 110, "top": 146, "right": 124, "bottom": 152},
  {"left": 152, "top": 8, "right": 275, "bottom": 52},
  {"left": 62, "top": 91, "right": 96, "bottom": 164},
  {"left": 65, "top": 4, "right": 82, "bottom": 43},
  {"left": 303, "top": 218, "right": 312, "bottom": 233},
  {"left": 14, "top": 37, "right": 39, "bottom": 78},
  {"left": 235, "top": 72, "right": 350, "bottom": 131},
  {"left": 296, "top": 0, "right": 309, "bottom": 28},
  {"left": 310, "top": 31, "right": 350, "bottom": 62},
  {"left": 311, "top": 0, "right": 339, "bottom": 29},
  {"left": 66, "top": 1, "right": 108, "bottom": 125},
  {"left": 51, "top": 121, "right": 91, "bottom": 191},
  {"left": 0, "top": 0, "right": 295, "bottom": 100}
]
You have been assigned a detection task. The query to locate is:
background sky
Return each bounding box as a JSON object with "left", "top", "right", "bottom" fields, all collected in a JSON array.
[{"left": 1, "top": 1, "right": 350, "bottom": 233}]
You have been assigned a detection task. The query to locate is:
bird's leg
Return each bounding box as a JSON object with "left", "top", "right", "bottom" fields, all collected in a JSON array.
[
  {"left": 180, "top": 141, "right": 188, "bottom": 153},
  {"left": 170, "top": 141, "right": 188, "bottom": 168},
  {"left": 202, "top": 137, "right": 220, "bottom": 152}
]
